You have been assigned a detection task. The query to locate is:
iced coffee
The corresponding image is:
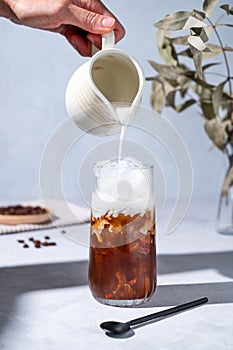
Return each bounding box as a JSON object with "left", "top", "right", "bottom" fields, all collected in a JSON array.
[{"left": 88, "top": 158, "right": 156, "bottom": 306}]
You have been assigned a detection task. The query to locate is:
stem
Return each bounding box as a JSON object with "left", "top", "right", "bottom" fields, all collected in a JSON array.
[{"left": 206, "top": 17, "right": 233, "bottom": 121}]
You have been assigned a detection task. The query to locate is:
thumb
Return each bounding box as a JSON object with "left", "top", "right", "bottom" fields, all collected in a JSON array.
[{"left": 67, "top": 6, "right": 116, "bottom": 34}]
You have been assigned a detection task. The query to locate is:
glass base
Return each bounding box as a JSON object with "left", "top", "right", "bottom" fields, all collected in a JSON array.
[
  {"left": 217, "top": 226, "right": 233, "bottom": 236},
  {"left": 95, "top": 297, "right": 151, "bottom": 307}
]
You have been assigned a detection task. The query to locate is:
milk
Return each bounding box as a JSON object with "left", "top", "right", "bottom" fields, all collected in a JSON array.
[
  {"left": 118, "top": 124, "right": 127, "bottom": 160},
  {"left": 92, "top": 157, "right": 153, "bottom": 217},
  {"left": 114, "top": 106, "right": 133, "bottom": 160}
]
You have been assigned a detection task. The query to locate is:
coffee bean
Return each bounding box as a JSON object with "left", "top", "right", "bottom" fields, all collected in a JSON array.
[
  {"left": 48, "top": 242, "right": 57, "bottom": 246},
  {"left": 16, "top": 237, "right": 57, "bottom": 249},
  {"left": 34, "top": 240, "right": 41, "bottom": 248}
]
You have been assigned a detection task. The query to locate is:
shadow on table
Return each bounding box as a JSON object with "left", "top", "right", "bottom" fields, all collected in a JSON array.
[
  {"left": 0, "top": 260, "right": 88, "bottom": 336},
  {"left": 0, "top": 250, "right": 233, "bottom": 334},
  {"left": 141, "top": 250, "right": 233, "bottom": 308},
  {"left": 142, "top": 281, "right": 233, "bottom": 308},
  {"left": 158, "top": 251, "right": 233, "bottom": 278}
]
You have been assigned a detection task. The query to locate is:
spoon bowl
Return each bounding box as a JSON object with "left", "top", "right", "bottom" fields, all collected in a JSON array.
[{"left": 100, "top": 321, "right": 130, "bottom": 334}]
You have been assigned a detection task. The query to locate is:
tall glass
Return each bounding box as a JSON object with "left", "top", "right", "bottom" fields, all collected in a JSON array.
[{"left": 88, "top": 159, "right": 156, "bottom": 307}]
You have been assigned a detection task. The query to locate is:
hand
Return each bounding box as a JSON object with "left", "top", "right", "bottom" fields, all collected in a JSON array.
[{"left": 1, "top": 0, "right": 125, "bottom": 56}]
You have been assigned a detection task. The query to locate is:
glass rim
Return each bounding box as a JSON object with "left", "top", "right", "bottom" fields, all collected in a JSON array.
[{"left": 93, "top": 159, "right": 154, "bottom": 170}]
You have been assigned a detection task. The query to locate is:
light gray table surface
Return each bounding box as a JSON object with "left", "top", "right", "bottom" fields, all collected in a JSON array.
[{"left": 0, "top": 200, "right": 233, "bottom": 350}]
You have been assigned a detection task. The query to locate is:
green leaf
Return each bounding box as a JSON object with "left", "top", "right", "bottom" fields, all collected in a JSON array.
[
  {"left": 184, "top": 71, "right": 215, "bottom": 89},
  {"left": 178, "top": 48, "right": 193, "bottom": 58},
  {"left": 221, "top": 92, "right": 233, "bottom": 111},
  {"left": 163, "top": 79, "right": 177, "bottom": 95},
  {"left": 166, "top": 90, "right": 176, "bottom": 108},
  {"left": 183, "top": 15, "right": 206, "bottom": 29},
  {"left": 202, "top": 62, "right": 220, "bottom": 70},
  {"left": 204, "top": 118, "right": 228, "bottom": 150},
  {"left": 177, "top": 70, "right": 193, "bottom": 96},
  {"left": 225, "top": 45, "right": 233, "bottom": 51},
  {"left": 192, "top": 9, "right": 206, "bottom": 20},
  {"left": 203, "top": 0, "right": 219, "bottom": 17},
  {"left": 150, "top": 79, "right": 165, "bottom": 112},
  {"left": 148, "top": 60, "right": 178, "bottom": 80},
  {"left": 220, "top": 23, "right": 233, "bottom": 27},
  {"left": 192, "top": 81, "right": 203, "bottom": 96},
  {"left": 212, "top": 81, "right": 226, "bottom": 115},
  {"left": 175, "top": 99, "right": 196, "bottom": 112},
  {"left": 156, "top": 30, "right": 178, "bottom": 66},
  {"left": 146, "top": 76, "right": 158, "bottom": 81},
  {"left": 191, "top": 27, "right": 209, "bottom": 42},
  {"left": 189, "top": 45, "right": 203, "bottom": 78},
  {"left": 202, "top": 43, "right": 223, "bottom": 58},
  {"left": 188, "top": 36, "right": 207, "bottom": 51},
  {"left": 193, "top": 52, "right": 203, "bottom": 78},
  {"left": 201, "top": 88, "right": 215, "bottom": 119},
  {"left": 220, "top": 4, "right": 230, "bottom": 14},
  {"left": 220, "top": 4, "right": 233, "bottom": 15},
  {"left": 178, "top": 46, "right": 223, "bottom": 59},
  {"left": 168, "top": 35, "right": 189, "bottom": 45},
  {"left": 154, "top": 11, "right": 191, "bottom": 31}
]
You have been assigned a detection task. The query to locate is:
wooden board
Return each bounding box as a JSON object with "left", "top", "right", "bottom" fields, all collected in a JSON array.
[{"left": 0, "top": 210, "right": 52, "bottom": 225}]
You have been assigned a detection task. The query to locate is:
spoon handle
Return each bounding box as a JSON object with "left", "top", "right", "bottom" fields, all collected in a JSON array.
[{"left": 128, "top": 297, "right": 208, "bottom": 327}]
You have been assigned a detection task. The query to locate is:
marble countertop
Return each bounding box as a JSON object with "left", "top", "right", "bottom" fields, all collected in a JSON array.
[{"left": 0, "top": 200, "right": 233, "bottom": 350}]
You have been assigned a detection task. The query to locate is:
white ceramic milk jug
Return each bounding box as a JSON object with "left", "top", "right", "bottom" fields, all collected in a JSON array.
[{"left": 65, "top": 31, "right": 144, "bottom": 136}]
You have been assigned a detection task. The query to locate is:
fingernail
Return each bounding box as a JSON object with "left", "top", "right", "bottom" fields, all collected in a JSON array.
[{"left": 102, "top": 17, "right": 115, "bottom": 28}]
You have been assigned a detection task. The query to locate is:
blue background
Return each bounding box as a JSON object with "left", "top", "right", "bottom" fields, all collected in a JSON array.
[{"left": 0, "top": 0, "right": 231, "bottom": 206}]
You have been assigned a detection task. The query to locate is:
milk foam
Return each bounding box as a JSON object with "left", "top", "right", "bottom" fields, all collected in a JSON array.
[{"left": 92, "top": 157, "right": 154, "bottom": 216}]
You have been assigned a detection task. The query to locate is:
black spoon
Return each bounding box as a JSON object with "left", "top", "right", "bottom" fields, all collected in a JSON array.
[{"left": 100, "top": 297, "right": 208, "bottom": 335}]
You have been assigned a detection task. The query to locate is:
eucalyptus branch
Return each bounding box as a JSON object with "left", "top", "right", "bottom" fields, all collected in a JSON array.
[
  {"left": 206, "top": 17, "right": 233, "bottom": 120},
  {"left": 149, "top": 0, "right": 233, "bottom": 213}
]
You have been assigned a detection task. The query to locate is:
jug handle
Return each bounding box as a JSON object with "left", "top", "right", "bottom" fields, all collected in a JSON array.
[
  {"left": 91, "top": 31, "right": 115, "bottom": 56},
  {"left": 102, "top": 31, "right": 115, "bottom": 49}
]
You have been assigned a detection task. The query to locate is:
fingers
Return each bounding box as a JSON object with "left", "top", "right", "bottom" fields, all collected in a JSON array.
[
  {"left": 63, "top": 27, "right": 92, "bottom": 56},
  {"left": 89, "top": 0, "right": 126, "bottom": 42},
  {"left": 61, "top": 1, "right": 126, "bottom": 56},
  {"left": 64, "top": 5, "right": 116, "bottom": 34},
  {"left": 86, "top": 22, "right": 126, "bottom": 50},
  {"left": 74, "top": 0, "right": 125, "bottom": 42}
]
